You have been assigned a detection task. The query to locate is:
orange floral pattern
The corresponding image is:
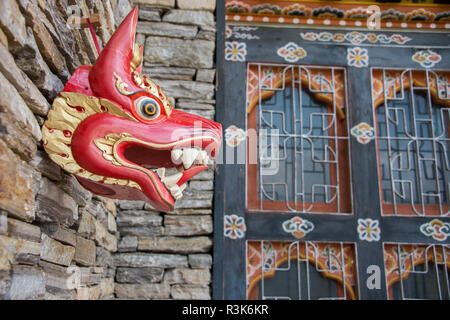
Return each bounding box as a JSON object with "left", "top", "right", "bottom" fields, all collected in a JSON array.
[{"left": 247, "top": 241, "right": 358, "bottom": 299}]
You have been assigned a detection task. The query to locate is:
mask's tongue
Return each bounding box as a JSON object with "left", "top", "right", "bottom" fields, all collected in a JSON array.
[{"left": 176, "top": 165, "right": 208, "bottom": 186}]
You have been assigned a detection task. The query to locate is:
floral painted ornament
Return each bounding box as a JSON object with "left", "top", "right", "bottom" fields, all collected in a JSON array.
[
  {"left": 347, "top": 47, "right": 369, "bottom": 68},
  {"left": 412, "top": 49, "right": 441, "bottom": 68},
  {"left": 277, "top": 42, "right": 307, "bottom": 63},
  {"left": 225, "top": 125, "right": 246, "bottom": 147},
  {"left": 420, "top": 219, "right": 450, "bottom": 241},
  {"left": 225, "top": 41, "right": 247, "bottom": 62},
  {"left": 357, "top": 218, "right": 381, "bottom": 242},
  {"left": 282, "top": 216, "right": 314, "bottom": 239},
  {"left": 224, "top": 214, "right": 246, "bottom": 239},
  {"left": 351, "top": 122, "right": 375, "bottom": 144}
]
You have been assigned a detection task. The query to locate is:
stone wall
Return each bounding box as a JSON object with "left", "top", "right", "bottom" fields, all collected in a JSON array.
[
  {"left": 114, "top": 0, "right": 217, "bottom": 300},
  {"left": 0, "top": 0, "right": 130, "bottom": 300},
  {"left": 0, "top": 0, "right": 217, "bottom": 300}
]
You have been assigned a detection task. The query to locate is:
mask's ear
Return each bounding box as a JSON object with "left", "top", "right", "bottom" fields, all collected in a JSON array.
[{"left": 88, "top": 6, "right": 142, "bottom": 110}]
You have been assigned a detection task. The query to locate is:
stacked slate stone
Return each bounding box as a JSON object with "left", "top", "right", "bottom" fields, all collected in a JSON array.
[
  {"left": 0, "top": 0, "right": 131, "bottom": 300},
  {"left": 114, "top": 0, "right": 216, "bottom": 300}
]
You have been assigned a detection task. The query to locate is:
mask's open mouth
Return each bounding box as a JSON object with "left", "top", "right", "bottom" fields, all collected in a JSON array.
[
  {"left": 110, "top": 134, "right": 219, "bottom": 208},
  {"left": 123, "top": 144, "right": 211, "bottom": 201}
]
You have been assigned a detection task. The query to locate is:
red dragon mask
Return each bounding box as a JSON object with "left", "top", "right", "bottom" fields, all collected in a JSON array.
[{"left": 42, "top": 7, "right": 222, "bottom": 212}]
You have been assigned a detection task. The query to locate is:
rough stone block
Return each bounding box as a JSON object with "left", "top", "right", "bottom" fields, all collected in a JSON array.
[
  {"left": 142, "top": 66, "right": 196, "bottom": 80},
  {"left": 94, "top": 219, "right": 117, "bottom": 252},
  {"left": 79, "top": 267, "right": 102, "bottom": 286},
  {"left": 0, "top": 114, "right": 37, "bottom": 161},
  {"left": 0, "top": 211, "right": 7, "bottom": 235},
  {"left": 175, "top": 101, "right": 215, "bottom": 110},
  {"left": 164, "top": 215, "right": 212, "bottom": 236},
  {"left": 74, "top": 236, "right": 96, "bottom": 267},
  {"left": 137, "top": 21, "right": 197, "bottom": 39},
  {"left": 118, "top": 200, "right": 145, "bottom": 210},
  {"left": 76, "top": 285, "right": 101, "bottom": 300},
  {"left": 118, "top": 236, "right": 138, "bottom": 252},
  {"left": 139, "top": 8, "right": 162, "bottom": 22},
  {"left": 39, "top": 260, "right": 74, "bottom": 291},
  {"left": 115, "top": 283, "right": 170, "bottom": 299},
  {"left": 177, "top": 0, "right": 216, "bottom": 11},
  {"left": 177, "top": 108, "right": 215, "bottom": 120},
  {"left": 114, "top": 0, "right": 133, "bottom": 27},
  {"left": 0, "top": 140, "right": 40, "bottom": 222},
  {"left": 145, "top": 36, "right": 214, "bottom": 68},
  {"left": 0, "top": 71, "right": 41, "bottom": 141},
  {"left": 40, "top": 223, "right": 76, "bottom": 247},
  {"left": 100, "top": 277, "right": 114, "bottom": 297},
  {"left": 59, "top": 174, "right": 92, "bottom": 207},
  {"left": 77, "top": 210, "right": 96, "bottom": 239},
  {"left": 163, "top": 9, "right": 214, "bottom": 27},
  {"left": 5, "top": 265, "right": 45, "bottom": 300},
  {"left": 29, "top": 150, "right": 62, "bottom": 181},
  {"left": 44, "top": 287, "right": 77, "bottom": 300},
  {"left": 103, "top": 198, "right": 117, "bottom": 217},
  {"left": 0, "top": 270, "right": 10, "bottom": 299},
  {"left": 196, "top": 29, "right": 215, "bottom": 41},
  {"left": 174, "top": 198, "right": 212, "bottom": 210},
  {"left": 10, "top": 27, "right": 64, "bottom": 101},
  {"left": 138, "top": 236, "right": 212, "bottom": 253},
  {"left": 107, "top": 212, "right": 117, "bottom": 233},
  {"left": 114, "top": 252, "right": 188, "bottom": 268},
  {"left": 116, "top": 212, "right": 162, "bottom": 227},
  {"left": 164, "top": 268, "right": 211, "bottom": 285},
  {"left": 7, "top": 218, "right": 41, "bottom": 242},
  {"left": 190, "top": 180, "right": 214, "bottom": 191},
  {"left": 171, "top": 284, "right": 210, "bottom": 299},
  {"left": 196, "top": 68, "right": 216, "bottom": 83},
  {"left": 0, "top": 0, "right": 27, "bottom": 47},
  {"left": 0, "top": 43, "right": 50, "bottom": 115},
  {"left": 119, "top": 226, "right": 165, "bottom": 237},
  {"left": 38, "top": 0, "right": 82, "bottom": 73},
  {"left": 0, "top": 29, "right": 7, "bottom": 48},
  {"left": 95, "top": 246, "right": 114, "bottom": 267},
  {"left": 188, "top": 254, "right": 212, "bottom": 269},
  {"left": 154, "top": 79, "right": 215, "bottom": 100},
  {"left": 133, "top": 0, "right": 175, "bottom": 7},
  {"left": 40, "top": 234, "right": 75, "bottom": 267},
  {"left": 22, "top": 2, "right": 70, "bottom": 81},
  {"left": 116, "top": 267, "right": 163, "bottom": 283},
  {"left": 36, "top": 177, "right": 78, "bottom": 227}
]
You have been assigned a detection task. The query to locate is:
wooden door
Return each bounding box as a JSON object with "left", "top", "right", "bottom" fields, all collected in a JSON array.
[{"left": 214, "top": 24, "right": 450, "bottom": 300}]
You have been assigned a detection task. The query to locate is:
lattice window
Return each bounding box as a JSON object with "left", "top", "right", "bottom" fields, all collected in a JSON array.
[
  {"left": 247, "top": 241, "right": 358, "bottom": 300},
  {"left": 384, "top": 243, "right": 450, "bottom": 300},
  {"left": 246, "top": 64, "right": 351, "bottom": 214},
  {"left": 372, "top": 69, "right": 450, "bottom": 216}
]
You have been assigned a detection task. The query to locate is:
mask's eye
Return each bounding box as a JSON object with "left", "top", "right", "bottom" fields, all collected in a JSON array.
[{"left": 134, "top": 96, "right": 161, "bottom": 120}]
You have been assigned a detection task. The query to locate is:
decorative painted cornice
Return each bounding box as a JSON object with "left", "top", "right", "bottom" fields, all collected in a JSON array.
[{"left": 225, "top": 0, "right": 450, "bottom": 30}]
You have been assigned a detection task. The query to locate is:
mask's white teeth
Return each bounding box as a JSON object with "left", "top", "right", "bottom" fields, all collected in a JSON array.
[
  {"left": 202, "top": 153, "right": 209, "bottom": 165},
  {"left": 157, "top": 168, "right": 165, "bottom": 179},
  {"left": 161, "top": 171, "right": 182, "bottom": 188},
  {"left": 171, "top": 149, "right": 183, "bottom": 164},
  {"left": 182, "top": 148, "right": 198, "bottom": 169},
  {"left": 195, "top": 150, "right": 206, "bottom": 165},
  {"left": 168, "top": 183, "right": 186, "bottom": 200}
]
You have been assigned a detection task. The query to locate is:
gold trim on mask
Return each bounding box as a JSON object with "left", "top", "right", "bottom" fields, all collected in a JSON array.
[
  {"left": 130, "top": 43, "right": 142, "bottom": 72},
  {"left": 42, "top": 92, "right": 141, "bottom": 191},
  {"left": 113, "top": 72, "right": 134, "bottom": 96}
]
